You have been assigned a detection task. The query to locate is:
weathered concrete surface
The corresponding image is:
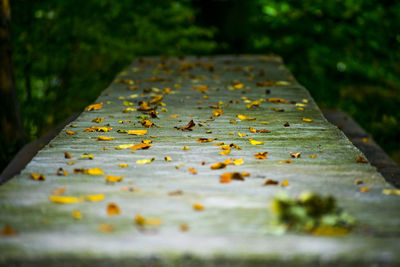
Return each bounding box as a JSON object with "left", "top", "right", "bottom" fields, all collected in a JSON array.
[{"left": 0, "top": 55, "right": 399, "bottom": 266}]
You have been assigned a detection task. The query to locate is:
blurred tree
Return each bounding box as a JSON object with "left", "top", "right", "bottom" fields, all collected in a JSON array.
[{"left": 0, "top": 0, "right": 24, "bottom": 170}]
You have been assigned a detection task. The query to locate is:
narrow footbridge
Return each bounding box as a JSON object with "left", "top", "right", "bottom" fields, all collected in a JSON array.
[{"left": 0, "top": 55, "right": 399, "bottom": 266}]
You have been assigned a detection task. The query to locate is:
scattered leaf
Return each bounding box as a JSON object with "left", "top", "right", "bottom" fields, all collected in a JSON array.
[
  {"left": 254, "top": 152, "right": 268, "bottom": 159},
  {"left": 213, "top": 109, "right": 223, "bottom": 117},
  {"left": 73, "top": 210, "right": 82, "bottom": 220},
  {"left": 74, "top": 168, "right": 104, "bottom": 175},
  {"left": 114, "top": 144, "right": 134, "bottom": 150},
  {"left": 237, "top": 114, "right": 256, "bottom": 120},
  {"left": 84, "top": 126, "right": 112, "bottom": 132},
  {"left": 170, "top": 114, "right": 179, "bottom": 118},
  {"left": 180, "top": 223, "right": 189, "bottom": 232},
  {"left": 290, "top": 152, "right": 301, "bottom": 158},
  {"left": 105, "top": 175, "right": 124, "bottom": 183},
  {"left": 30, "top": 173, "right": 46, "bottom": 181},
  {"left": 281, "top": 180, "right": 289, "bottom": 187},
  {"left": 310, "top": 155, "right": 318, "bottom": 158},
  {"left": 131, "top": 143, "right": 152, "bottom": 150},
  {"left": 127, "top": 130, "right": 147, "bottom": 135},
  {"left": 180, "top": 120, "right": 195, "bottom": 131},
  {"left": 182, "top": 146, "right": 190, "bottom": 150},
  {"left": 189, "top": 168, "right": 197, "bottom": 175},
  {"left": 52, "top": 186, "right": 67, "bottom": 195},
  {"left": 356, "top": 156, "right": 367, "bottom": 163},
  {"left": 64, "top": 152, "right": 72, "bottom": 159},
  {"left": 233, "top": 158, "right": 244, "bottom": 165},
  {"left": 85, "top": 102, "right": 103, "bottom": 111},
  {"left": 193, "top": 203, "right": 204, "bottom": 211},
  {"left": 220, "top": 172, "right": 245, "bottom": 183},
  {"left": 301, "top": 118, "right": 313, "bottom": 122},
  {"left": 210, "top": 162, "right": 227, "bottom": 170},
  {"left": 360, "top": 186, "right": 371, "bottom": 193},
  {"left": 79, "top": 154, "right": 94, "bottom": 160},
  {"left": 99, "top": 224, "right": 114, "bottom": 233},
  {"left": 249, "top": 139, "right": 264, "bottom": 145},
  {"left": 49, "top": 195, "right": 81, "bottom": 204},
  {"left": 92, "top": 117, "right": 104, "bottom": 123},
  {"left": 107, "top": 203, "right": 120, "bottom": 215},
  {"left": 65, "top": 130, "right": 75, "bottom": 135},
  {"left": 136, "top": 158, "right": 155, "bottom": 164},
  {"left": 268, "top": 98, "right": 286, "bottom": 103},
  {"left": 197, "top": 138, "right": 214, "bottom": 143},
  {"left": 382, "top": 189, "right": 400, "bottom": 195},
  {"left": 238, "top": 132, "right": 247, "bottom": 137},
  {"left": 86, "top": 194, "right": 105, "bottom": 202},
  {"left": 219, "top": 149, "right": 231, "bottom": 155},
  {"left": 164, "top": 156, "right": 172, "bottom": 162},
  {"left": 312, "top": 226, "right": 349, "bottom": 236},
  {"left": 118, "top": 163, "right": 128, "bottom": 168},
  {"left": 97, "top": 136, "right": 114, "bottom": 141},
  {"left": 264, "top": 179, "right": 279, "bottom": 186}
]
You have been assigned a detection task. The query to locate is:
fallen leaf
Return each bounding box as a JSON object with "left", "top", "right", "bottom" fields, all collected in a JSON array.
[
  {"left": 1, "top": 225, "right": 16, "bottom": 236},
  {"left": 256, "top": 129, "right": 271, "bottom": 133},
  {"left": 85, "top": 102, "right": 103, "bottom": 111},
  {"left": 219, "top": 149, "right": 231, "bottom": 155},
  {"left": 97, "top": 136, "right": 114, "bottom": 141},
  {"left": 238, "top": 132, "right": 247, "bottom": 137},
  {"left": 310, "top": 155, "right": 318, "bottom": 158},
  {"left": 220, "top": 172, "right": 245, "bottom": 183},
  {"left": 180, "top": 223, "right": 189, "bottom": 232},
  {"left": 249, "top": 127, "right": 256, "bottom": 133},
  {"left": 86, "top": 194, "right": 105, "bottom": 202},
  {"left": 281, "top": 180, "right": 289, "bottom": 187},
  {"left": 254, "top": 152, "right": 268, "bottom": 159},
  {"left": 263, "top": 179, "right": 279, "bottom": 186},
  {"left": 189, "top": 168, "right": 197, "bottom": 175},
  {"left": 246, "top": 100, "right": 262, "bottom": 109},
  {"left": 233, "top": 158, "right": 244, "bottom": 165},
  {"left": 84, "top": 126, "right": 112, "bottom": 132},
  {"left": 107, "top": 203, "right": 120, "bottom": 215},
  {"left": 283, "top": 122, "right": 290, "bottom": 127},
  {"left": 210, "top": 162, "right": 227, "bottom": 170},
  {"left": 49, "top": 195, "right": 81, "bottom": 204},
  {"left": 131, "top": 143, "right": 152, "bottom": 150},
  {"left": 356, "top": 156, "right": 367, "bottom": 163},
  {"left": 79, "top": 154, "right": 94, "bottom": 160},
  {"left": 182, "top": 146, "right": 190, "bottom": 150},
  {"left": 268, "top": 98, "right": 286, "bottom": 103},
  {"left": 164, "top": 156, "right": 172, "bottom": 162},
  {"left": 382, "top": 189, "right": 400, "bottom": 195},
  {"left": 135, "top": 214, "right": 162, "bottom": 226},
  {"left": 122, "top": 107, "right": 136, "bottom": 113},
  {"left": 121, "top": 186, "right": 140, "bottom": 192},
  {"left": 136, "top": 158, "right": 155, "bottom": 164},
  {"left": 285, "top": 159, "right": 292, "bottom": 163},
  {"left": 213, "top": 109, "right": 223, "bottom": 117},
  {"left": 92, "top": 117, "right": 104, "bottom": 123},
  {"left": 312, "top": 226, "right": 349, "bottom": 237},
  {"left": 30, "top": 173, "right": 46, "bottom": 181},
  {"left": 142, "top": 139, "right": 153, "bottom": 144},
  {"left": 168, "top": 189, "right": 183, "bottom": 196},
  {"left": 360, "top": 186, "right": 371, "bottom": 193},
  {"left": 128, "top": 130, "right": 147, "bottom": 135},
  {"left": 301, "top": 118, "right": 313, "bottom": 122},
  {"left": 249, "top": 139, "right": 264, "bottom": 145},
  {"left": 197, "top": 138, "right": 214, "bottom": 143},
  {"left": 65, "top": 130, "right": 75, "bottom": 135},
  {"left": 193, "top": 203, "right": 204, "bottom": 211},
  {"left": 180, "top": 120, "right": 195, "bottom": 131},
  {"left": 73, "top": 210, "right": 82, "bottom": 220},
  {"left": 105, "top": 175, "right": 124, "bottom": 183},
  {"left": 74, "top": 168, "right": 104, "bottom": 175},
  {"left": 99, "top": 224, "right": 114, "bottom": 233},
  {"left": 237, "top": 114, "right": 256, "bottom": 120},
  {"left": 56, "top": 167, "right": 68, "bottom": 176},
  {"left": 114, "top": 144, "right": 134, "bottom": 150},
  {"left": 64, "top": 152, "right": 72, "bottom": 159},
  {"left": 170, "top": 114, "right": 179, "bottom": 118},
  {"left": 118, "top": 163, "right": 128, "bottom": 168},
  {"left": 290, "top": 152, "right": 301, "bottom": 158},
  {"left": 52, "top": 186, "right": 67, "bottom": 195}
]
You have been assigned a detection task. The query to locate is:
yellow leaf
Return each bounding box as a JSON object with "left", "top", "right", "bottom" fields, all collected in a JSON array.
[
  {"left": 382, "top": 189, "right": 400, "bottom": 195},
  {"left": 99, "top": 224, "right": 114, "bottom": 233},
  {"left": 249, "top": 139, "right": 264, "bottom": 145},
  {"left": 237, "top": 114, "right": 256, "bottom": 120},
  {"left": 233, "top": 158, "right": 244, "bottom": 165},
  {"left": 197, "top": 138, "right": 214, "bottom": 143},
  {"left": 87, "top": 168, "right": 104, "bottom": 175},
  {"left": 312, "top": 226, "right": 349, "bottom": 237},
  {"left": 122, "top": 107, "right": 136, "bottom": 113},
  {"left": 84, "top": 126, "right": 112, "bottom": 132},
  {"left": 234, "top": 83, "right": 244, "bottom": 89},
  {"left": 49, "top": 196, "right": 81, "bottom": 204},
  {"left": 131, "top": 143, "right": 152, "bottom": 150},
  {"left": 246, "top": 100, "right": 261, "bottom": 109},
  {"left": 142, "top": 139, "right": 152, "bottom": 144},
  {"left": 73, "top": 210, "right": 82, "bottom": 219},
  {"left": 164, "top": 156, "right": 172, "bottom": 162},
  {"left": 65, "top": 130, "right": 75, "bottom": 135},
  {"left": 52, "top": 186, "right": 67, "bottom": 195},
  {"left": 105, "top": 175, "right": 124, "bottom": 183},
  {"left": 213, "top": 109, "right": 223, "bottom": 117},
  {"left": 86, "top": 194, "right": 104, "bottom": 202},
  {"left": 210, "top": 162, "right": 227, "bottom": 170},
  {"left": 290, "top": 152, "right": 301, "bottom": 158},
  {"left": 301, "top": 118, "right": 313, "bottom": 122},
  {"left": 135, "top": 215, "right": 163, "bottom": 226},
  {"left": 136, "top": 158, "right": 155, "bottom": 164},
  {"left": 310, "top": 155, "right": 318, "bottom": 158},
  {"left": 268, "top": 98, "right": 286, "bottom": 103},
  {"left": 193, "top": 203, "right": 204, "bottom": 211},
  {"left": 114, "top": 144, "right": 134, "bottom": 150},
  {"left": 97, "top": 136, "right": 114, "bottom": 141},
  {"left": 85, "top": 102, "right": 103, "bottom": 111},
  {"left": 182, "top": 146, "right": 190, "bottom": 150},
  {"left": 188, "top": 168, "right": 197, "bottom": 175},
  {"left": 281, "top": 180, "right": 289, "bottom": 187},
  {"left": 260, "top": 121, "right": 269, "bottom": 125},
  {"left": 92, "top": 117, "right": 104, "bottom": 123},
  {"left": 219, "top": 149, "right": 231, "bottom": 156},
  {"left": 128, "top": 130, "right": 147, "bottom": 135},
  {"left": 30, "top": 173, "right": 46, "bottom": 181},
  {"left": 107, "top": 203, "right": 120, "bottom": 215},
  {"left": 170, "top": 114, "right": 179, "bottom": 118},
  {"left": 238, "top": 132, "right": 247, "bottom": 137},
  {"left": 360, "top": 186, "right": 371, "bottom": 193},
  {"left": 249, "top": 127, "right": 256, "bottom": 133},
  {"left": 79, "top": 154, "right": 94, "bottom": 160},
  {"left": 118, "top": 163, "right": 128, "bottom": 168},
  {"left": 123, "top": 100, "right": 135, "bottom": 106},
  {"left": 254, "top": 152, "right": 268, "bottom": 159}
]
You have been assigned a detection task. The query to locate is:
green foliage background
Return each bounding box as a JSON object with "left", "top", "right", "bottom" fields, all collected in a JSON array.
[{"left": 9, "top": 0, "right": 400, "bottom": 168}]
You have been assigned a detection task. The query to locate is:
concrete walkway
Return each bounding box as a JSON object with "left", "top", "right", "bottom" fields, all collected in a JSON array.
[{"left": 0, "top": 55, "right": 399, "bottom": 266}]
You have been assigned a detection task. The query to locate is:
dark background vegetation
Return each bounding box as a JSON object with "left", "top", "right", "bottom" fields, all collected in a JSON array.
[{"left": 2, "top": 0, "right": 400, "bottom": 171}]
